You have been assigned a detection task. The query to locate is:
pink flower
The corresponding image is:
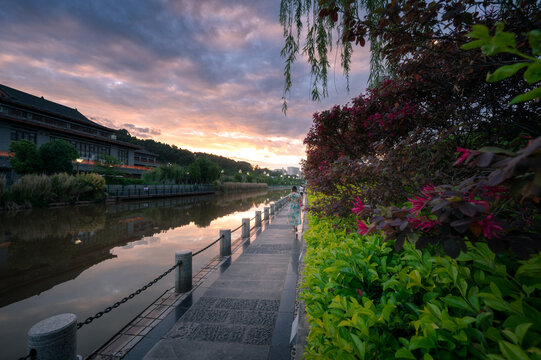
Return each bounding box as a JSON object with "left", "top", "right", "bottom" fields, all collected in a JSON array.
[
  {"left": 420, "top": 185, "right": 435, "bottom": 198},
  {"left": 357, "top": 220, "right": 368, "bottom": 235},
  {"left": 409, "top": 216, "right": 441, "bottom": 231},
  {"left": 408, "top": 195, "right": 429, "bottom": 215},
  {"left": 482, "top": 185, "right": 508, "bottom": 201},
  {"left": 351, "top": 197, "right": 365, "bottom": 214},
  {"left": 465, "top": 193, "right": 490, "bottom": 211},
  {"left": 455, "top": 147, "right": 477, "bottom": 165},
  {"left": 408, "top": 185, "right": 435, "bottom": 215},
  {"left": 475, "top": 214, "right": 503, "bottom": 239}
]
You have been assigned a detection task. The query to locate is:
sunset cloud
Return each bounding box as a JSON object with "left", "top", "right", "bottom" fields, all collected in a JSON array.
[{"left": 0, "top": 0, "right": 371, "bottom": 168}]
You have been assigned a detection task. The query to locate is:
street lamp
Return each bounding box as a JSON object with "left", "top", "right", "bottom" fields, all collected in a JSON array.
[{"left": 76, "top": 158, "right": 83, "bottom": 173}]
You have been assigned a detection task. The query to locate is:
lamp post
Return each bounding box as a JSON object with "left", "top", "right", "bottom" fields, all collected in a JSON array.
[{"left": 75, "top": 158, "right": 83, "bottom": 174}]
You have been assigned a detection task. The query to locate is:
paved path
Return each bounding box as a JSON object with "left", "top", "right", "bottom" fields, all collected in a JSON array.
[{"left": 142, "top": 208, "right": 303, "bottom": 360}]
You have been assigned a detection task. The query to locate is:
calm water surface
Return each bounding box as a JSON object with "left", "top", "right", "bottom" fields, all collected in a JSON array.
[{"left": 0, "top": 189, "right": 289, "bottom": 359}]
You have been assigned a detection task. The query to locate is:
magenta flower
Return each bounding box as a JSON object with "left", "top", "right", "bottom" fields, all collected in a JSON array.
[
  {"left": 409, "top": 216, "right": 441, "bottom": 231},
  {"left": 455, "top": 147, "right": 476, "bottom": 165},
  {"left": 351, "top": 197, "right": 365, "bottom": 214},
  {"left": 465, "top": 193, "right": 490, "bottom": 211},
  {"left": 420, "top": 184, "right": 435, "bottom": 198},
  {"left": 475, "top": 214, "right": 503, "bottom": 239},
  {"left": 408, "top": 195, "right": 429, "bottom": 215},
  {"left": 357, "top": 220, "right": 368, "bottom": 235},
  {"left": 482, "top": 185, "right": 508, "bottom": 201}
]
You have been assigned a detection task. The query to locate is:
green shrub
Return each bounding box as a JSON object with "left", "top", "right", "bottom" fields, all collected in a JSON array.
[
  {"left": 51, "top": 172, "right": 79, "bottom": 203},
  {"left": 9, "top": 174, "right": 53, "bottom": 207},
  {"left": 75, "top": 173, "right": 106, "bottom": 201},
  {"left": 7, "top": 173, "right": 106, "bottom": 207},
  {"left": 301, "top": 213, "right": 541, "bottom": 359}
]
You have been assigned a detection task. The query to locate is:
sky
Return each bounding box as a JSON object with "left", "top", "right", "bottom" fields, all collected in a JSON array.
[{"left": 0, "top": 0, "right": 371, "bottom": 169}]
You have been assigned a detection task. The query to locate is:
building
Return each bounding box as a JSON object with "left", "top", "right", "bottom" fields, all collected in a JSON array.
[{"left": 0, "top": 83, "right": 157, "bottom": 182}]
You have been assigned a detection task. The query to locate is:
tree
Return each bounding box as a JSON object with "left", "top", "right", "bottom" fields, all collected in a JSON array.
[
  {"left": 9, "top": 140, "right": 42, "bottom": 175},
  {"left": 280, "top": 0, "right": 539, "bottom": 114},
  {"left": 39, "top": 139, "right": 78, "bottom": 175},
  {"left": 93, "top": 155, "right": 122, "bottom": 180}
]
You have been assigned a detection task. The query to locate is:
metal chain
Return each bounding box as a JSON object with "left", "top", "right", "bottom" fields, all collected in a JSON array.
[
  {"left": 231, "top": 224, "right": 242, "bottom": 233},
  {"left": 17, "top": 349, "right": 36, "bottom": 360},
  {"left": 250, "top": 215, "right": 256, "bottom": 221},
  {"left": 193, "top": 235, "right": 223, "bottom": 257},
  {"left": 76, "top": 261, "right": 181, "bottom": 330}
]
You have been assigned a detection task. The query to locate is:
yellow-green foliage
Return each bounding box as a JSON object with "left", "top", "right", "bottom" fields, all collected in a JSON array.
[
  {"left": 7, "top": 173, "right": 106, "bottom": 207},
  {"left": 76, "top": 173, "right": 106, "bottom": 201},
  {"left": 301, "top": 212, "right": 541, "bottom": 359}
]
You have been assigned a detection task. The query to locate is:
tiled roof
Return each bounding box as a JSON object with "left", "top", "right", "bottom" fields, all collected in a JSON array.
[{"left": 0, "top": 83, "right": 109, "bottom": 129}]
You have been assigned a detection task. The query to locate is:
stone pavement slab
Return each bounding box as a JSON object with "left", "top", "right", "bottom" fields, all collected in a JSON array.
[{"left": 142, "top": 207, "right": 302, "bottom": 360}]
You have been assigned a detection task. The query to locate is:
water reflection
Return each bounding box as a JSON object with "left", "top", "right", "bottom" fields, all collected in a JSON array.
[{"left": 0, "top": 189, "right": 281, "bottom": 308}]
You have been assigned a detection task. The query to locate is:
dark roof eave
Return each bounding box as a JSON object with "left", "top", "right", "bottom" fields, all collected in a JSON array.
[
  {"left": 0, "top": 115, "right": 142, "bottom": 149},
  {"left": 0, "top": 97, "right": 116, "bottom": 132}
]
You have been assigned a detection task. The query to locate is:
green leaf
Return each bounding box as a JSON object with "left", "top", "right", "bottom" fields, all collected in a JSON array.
[
  {"left": 498, "top": 340, "right": 530, "bottom": 360},
  {"left": 424, "top": 354, "right": 434, "bottom": 360},
  {"left": 529, "top": 30, "right": 541, "bottom": 55},
  {"left": 443, "top": 295, "right": 475, "bottom": 313},
  {"left": 524, "top": 63, "right": 541, "bottom": 84},
  {"left": 486, "top": 63, "right": 529, "bottom": 82},
  {"left": 395, "top": 348, "right": 416, "bottom": 359},
  {"left": 461, "top": 39, "right": 484, "bottom": 50},
  {"left": 466, "top": 25, "right": 490, "bottom": 39},
  {"left": 490, "top": 282, "right": 503, "bottom": 298},
  {"left": 350, "top": 333, "right": 366, "bottom": 360},
  {"left": 510, "top": 87, "right": 541, "bottom": 105},
  {"left": 514, "top": 323, "right": 532, "bottom": 346}
]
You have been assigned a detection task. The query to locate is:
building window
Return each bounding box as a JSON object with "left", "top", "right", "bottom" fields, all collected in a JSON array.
[
  {"left": 118, "top": 150, "right": 128, "bottom": 164},
  {"left": 11, "top": 129, "right": 37, "bottom": 143}
]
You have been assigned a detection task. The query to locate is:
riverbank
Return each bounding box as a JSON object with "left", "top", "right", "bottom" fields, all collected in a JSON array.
[{"left": 1, "top": 190, "right": 290, "bottom": 359}]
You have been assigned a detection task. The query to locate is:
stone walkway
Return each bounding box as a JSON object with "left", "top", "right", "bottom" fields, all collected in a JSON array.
[{"left": 140, "top": 207, "right": 303, "bottom": 360}]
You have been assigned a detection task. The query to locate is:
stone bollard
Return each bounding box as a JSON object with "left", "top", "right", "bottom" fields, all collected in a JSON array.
[
  {"left": 264, "top": 207, "right": 269, "bottom": 221},
  {"left": 27, "top": 313, "right": 78, "bottom": 360},
  {"left": 175, "top": 251, "right": 192, "bottom": 293},
  {"left": 270, "top": 203, "right": 275, "bottom": 215},
  {"left": 220, "top": 229, "right": 231, "bottom": 256},
  {"left": 241, "top": 218, "right": 250, "bottom": 238},
  {"left": 255, "top": 211, "right": 262, "bottom": 228}
]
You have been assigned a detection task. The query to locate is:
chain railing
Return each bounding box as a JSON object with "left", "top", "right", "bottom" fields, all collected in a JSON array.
[
  {"left": 77, "top": 260, "right": 181, "bottom": 330},
  {"left": 231, "top": 223, "right": 243, "bottom": 232},
  {"left": 192, "top": 235, "right": 223, "bottom": 257},
  {"left": 22, "top": 195, "right": 288, "bottom": 357}
]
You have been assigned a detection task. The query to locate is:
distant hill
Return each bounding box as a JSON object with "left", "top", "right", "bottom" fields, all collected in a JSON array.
[{"left": 114, "top": 129, "right": 253, "bottom": 173}]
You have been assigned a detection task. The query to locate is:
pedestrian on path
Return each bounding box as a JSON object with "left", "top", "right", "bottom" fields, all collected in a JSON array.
[{"left": 288, "top": 185, "right": 302, "bottom": 232}]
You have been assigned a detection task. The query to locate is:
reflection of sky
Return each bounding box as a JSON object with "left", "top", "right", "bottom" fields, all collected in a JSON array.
[
  {"left": 0, "top": 193, "right": 282, "bottom": 359},
  {"left": 0, "top": 0, "right": 371, "bottom": 168}
]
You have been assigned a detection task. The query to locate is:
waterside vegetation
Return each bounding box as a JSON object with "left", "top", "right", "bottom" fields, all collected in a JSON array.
[{"left": 290, "top": 0, "right": 540, "bottom": 358}]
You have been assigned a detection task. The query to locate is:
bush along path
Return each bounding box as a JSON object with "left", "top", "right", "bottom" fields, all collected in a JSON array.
[{"left": 300, "top": 211, "right": 541, "bottom": 360}]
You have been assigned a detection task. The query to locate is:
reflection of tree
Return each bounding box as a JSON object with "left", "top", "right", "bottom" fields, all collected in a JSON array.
[
  {"left": 0, "top": 189, "right": 289, "bottom": 307},
  {"left": 0, "top": 206, "right": 106, "bottom": 240}
]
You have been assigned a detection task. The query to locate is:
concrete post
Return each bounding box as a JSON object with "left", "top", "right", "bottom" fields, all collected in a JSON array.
[
  {"left": 27, "top": 313, "right": 78, "bottom": 360},
  {"left": 255, "top": 211, "right": 262, "bottom": 228},
  {"left": 241, "top": 218, "right": 250, "bottom": 238},
  {"left": 264, "top": 207, "right": 269, "bottom": 221},
  {"left": 220, "top": 229, "right": 231, "bottom": 256},
  {"left": 270, "top": 203, "right": 275, "bottom": 215},
  {"left": 175, "top": 251, "right": 192, "bottom": 293}
]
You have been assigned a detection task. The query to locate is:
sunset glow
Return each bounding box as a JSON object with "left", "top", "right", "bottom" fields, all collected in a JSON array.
[{"left": 0, "top": 0, "right": 371, "bottom": 169}]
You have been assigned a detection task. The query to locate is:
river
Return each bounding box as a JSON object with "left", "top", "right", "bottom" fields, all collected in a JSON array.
[{"left": 0, "top": 188, "right": 289, "bottom": 359}]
